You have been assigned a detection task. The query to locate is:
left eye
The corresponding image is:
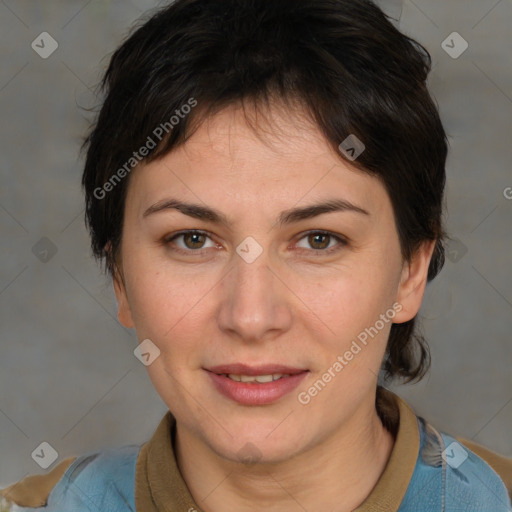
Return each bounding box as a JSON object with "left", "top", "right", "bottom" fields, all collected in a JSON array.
[{"left": 295, "top": 231, "right": 346, "bottom": 253}]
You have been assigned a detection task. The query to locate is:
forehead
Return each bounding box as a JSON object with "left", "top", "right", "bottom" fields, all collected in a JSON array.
[
  {"left": 126, "top": 104, "right": 391, "bottom": 221},
  {"left": 182, "top": 102, "right": 328, "bottom": 159}
]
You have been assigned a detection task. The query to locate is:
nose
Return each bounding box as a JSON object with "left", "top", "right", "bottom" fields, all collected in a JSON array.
[{"left": 216, "top": 248, "right": 293, "bottom": 344}]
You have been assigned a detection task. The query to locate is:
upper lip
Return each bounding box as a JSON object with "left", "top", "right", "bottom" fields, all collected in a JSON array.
[{"left": 206, "top": 364, "right": 308, "bottom": 376}]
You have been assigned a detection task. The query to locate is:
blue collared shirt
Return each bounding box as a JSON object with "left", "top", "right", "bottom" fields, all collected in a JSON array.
[{"left": 8, "top": 416, "right": 512, "bottom": 512}]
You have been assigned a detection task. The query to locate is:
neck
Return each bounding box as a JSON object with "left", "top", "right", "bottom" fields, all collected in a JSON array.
[{"left": 175, "top": 392, "right": 395, "bottom": 512}]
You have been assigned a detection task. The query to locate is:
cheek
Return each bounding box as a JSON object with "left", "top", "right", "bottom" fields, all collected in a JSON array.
[
  {"left": 127, "top": 271, "right": 201, "bottom": 336},
  {"left": 125, "top": 269, "right": 207, "bottom": 396},
  {"left": 123, "top": 257, "right": 220, "bottom": 368},
  {"left": 296, "top": 261, "right": 399, "bottom": 337}
]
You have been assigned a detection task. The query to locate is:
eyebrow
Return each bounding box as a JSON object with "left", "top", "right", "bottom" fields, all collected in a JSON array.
[{"left": 143, "top": 197, "right": 370, "bottom": 226}]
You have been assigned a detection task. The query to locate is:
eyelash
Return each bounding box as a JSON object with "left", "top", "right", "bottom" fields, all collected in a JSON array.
[{"left": 163, "top": 230, "right": 348, "bottom": 256}]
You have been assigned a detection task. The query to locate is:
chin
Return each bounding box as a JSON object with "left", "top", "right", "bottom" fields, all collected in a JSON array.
[
  {"left": 200, "top": 418, "right": 310, "bottom": 466},
  {"left": 215, "top": 437, "right": 304, "bottom": 466}
]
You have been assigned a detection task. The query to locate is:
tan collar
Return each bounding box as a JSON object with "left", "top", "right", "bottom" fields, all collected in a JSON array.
[
  {"left": 135, "top": 388, "right": 420, "bottom": 512},
  {"left": 355, "top": 388, "right": 420, "bottom": 511}
]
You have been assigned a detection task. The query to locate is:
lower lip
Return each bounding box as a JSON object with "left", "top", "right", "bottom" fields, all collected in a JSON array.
[{"left": 206, "top": 370, "right": 309, "bottom": 405}]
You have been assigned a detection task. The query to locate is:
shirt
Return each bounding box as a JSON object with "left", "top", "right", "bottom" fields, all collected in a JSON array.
[{"left": 2, "top": 388, "right": 511, "bottom": 511}]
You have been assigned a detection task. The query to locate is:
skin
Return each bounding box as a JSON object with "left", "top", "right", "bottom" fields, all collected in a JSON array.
[{"left": 114, "top": 104, "right": 435, "bottom": 512}]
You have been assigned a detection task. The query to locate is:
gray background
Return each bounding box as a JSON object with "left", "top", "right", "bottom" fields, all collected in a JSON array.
[{"left": 0, "top": 0, "right": 511, "bottom": 487}]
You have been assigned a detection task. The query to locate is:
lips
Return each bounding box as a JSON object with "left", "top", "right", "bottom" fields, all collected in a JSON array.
[
  {"left": 205, "top": 363, "right": 309, "bottom": 405},
  {"left": 206, "top": 363, "right": 307, "bottom": 376}
]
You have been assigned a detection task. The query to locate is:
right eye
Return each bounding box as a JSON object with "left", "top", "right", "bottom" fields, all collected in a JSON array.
[{"left": 164, "top": 230, "right": 219, "bottom": 255}]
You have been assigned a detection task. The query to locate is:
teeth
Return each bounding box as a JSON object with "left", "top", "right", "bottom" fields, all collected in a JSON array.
[{"left": 227, "top": 373, "right": 288, "bottom": 383}]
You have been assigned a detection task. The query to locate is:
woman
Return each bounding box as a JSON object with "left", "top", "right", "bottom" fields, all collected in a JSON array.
[{"left": 2, "top": 0, "right": 511, "bottom": 510}]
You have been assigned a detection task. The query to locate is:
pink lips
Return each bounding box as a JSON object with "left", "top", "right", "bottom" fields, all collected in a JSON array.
[
  {"left": 205, "top": 363, "right": 309, "bottom": 405},
  {"left": 207, "top": 363, "right": 307, "bottom": 376}
]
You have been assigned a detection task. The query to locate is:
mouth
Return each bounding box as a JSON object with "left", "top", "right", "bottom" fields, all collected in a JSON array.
[
  {"left": 217, "top": 373, "right": 294, "bottom": 383},
  {"left": 204, "top": 364, "right": 309, "bottom": 405}
]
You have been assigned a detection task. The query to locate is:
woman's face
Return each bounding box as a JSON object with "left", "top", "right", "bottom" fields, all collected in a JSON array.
[{"left": 114, "top": 105, "right": 429, "bottom": 463}]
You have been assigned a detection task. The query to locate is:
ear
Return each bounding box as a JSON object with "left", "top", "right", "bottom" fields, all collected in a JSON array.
[
  {"left": 113, "top": 271, "right": 135, "bottom": 328},
  {"left": 107, "top": 243, "right": 135, "bottom": 329},
  {"left": 393, "top": 240, "right": 436, "bottom": 324}
]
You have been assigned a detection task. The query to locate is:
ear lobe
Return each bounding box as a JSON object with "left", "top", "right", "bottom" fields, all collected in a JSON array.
[{"left": 393, "top": 240, "right": 436, "bottom": 324}]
